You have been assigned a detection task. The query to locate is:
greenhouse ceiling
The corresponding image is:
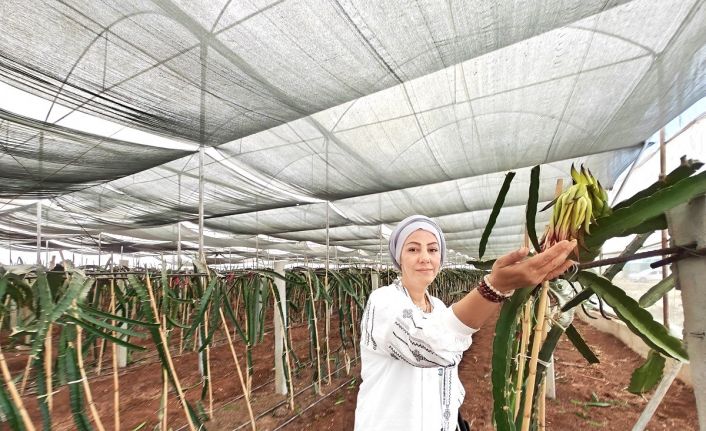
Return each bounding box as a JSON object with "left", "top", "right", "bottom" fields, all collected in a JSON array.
[{"left": 0, "top": 0, "right": 704, "bottom": 263}]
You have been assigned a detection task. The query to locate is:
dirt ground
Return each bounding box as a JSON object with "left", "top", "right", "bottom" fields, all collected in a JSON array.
[
  {"left": 264, "top": 318, "right": 698, "bottom": 431},
  {"left": 8, "top": 314, "right": 698, "bottom": 430}
]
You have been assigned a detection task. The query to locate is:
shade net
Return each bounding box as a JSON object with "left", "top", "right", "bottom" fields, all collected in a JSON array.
[
  {"left": 0, "top": 0, "right": 704, "bottom": 262},
  {"left": 0, "top": 109, "right": 191, "bottom": 198}
]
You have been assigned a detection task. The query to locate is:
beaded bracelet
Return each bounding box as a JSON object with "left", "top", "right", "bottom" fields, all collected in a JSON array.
[{"left": 476, "top": 274, "right": 513, "bottom": 303}]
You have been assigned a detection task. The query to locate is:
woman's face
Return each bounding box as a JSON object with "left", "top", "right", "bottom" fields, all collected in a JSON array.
[{"left": 399, "top": 229, "right": 441, "bottom": 289}]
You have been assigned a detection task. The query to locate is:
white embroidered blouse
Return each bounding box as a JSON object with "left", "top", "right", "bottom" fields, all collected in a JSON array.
[{"left": 354, "top": 279, "right": 478, "bottom": 431}]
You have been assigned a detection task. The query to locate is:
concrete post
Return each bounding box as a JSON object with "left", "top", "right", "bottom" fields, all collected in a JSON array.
[
  {"left": 371, "top": 271, "right": 380, "bottom": 291},
  {"left": 666, "top": 195, "right": 706, "bottom": 430},
  {"left": 273, "top": 261, "right": 288, "bottom": 395}
]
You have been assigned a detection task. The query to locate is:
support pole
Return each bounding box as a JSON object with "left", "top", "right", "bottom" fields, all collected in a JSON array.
[
  {"left": 667, "top": 195, "right": 706, "bottom": 430},
  {"left": 116, "top": 275, "right": 127, "bottom": 368},
  {"left": 379, "top": 225, "right": 383, "bottom": 270},
  {"left": 325, "top": 201, "right": 332, "bottom": 384},
  {"left": 198, "top": 145, "right": 205, "bottom": 263},
  {"left": 36, "top": 201, "right": 42, "bottom": 265},
  {"left": 177, "top": 172, "right": 182, "bottom": 269},
  {"left": 198, "top": 40, "right": 207, "bottom": 265},
  {"left": 659, "top": 128, "right": 670, "bottom": 329},
  {"left": 98, "top": 232, "right": 102, "bottom": 268},
  {"left": 274, "top": 261, "right": 288, "bottom": 395},
  {"left": 545, "top": 358, "right": 556, "bottom": 400},
  {"left": 631, "top": 360, "right": 683, "bottom": 431}
]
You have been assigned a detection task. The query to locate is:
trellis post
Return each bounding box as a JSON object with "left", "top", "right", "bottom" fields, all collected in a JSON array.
[
  {"left": 274, "top": 260, "right": 288, "bottom": 395},
  {"left": 667, "top": 194, "right": 706, "bottom": 430}
]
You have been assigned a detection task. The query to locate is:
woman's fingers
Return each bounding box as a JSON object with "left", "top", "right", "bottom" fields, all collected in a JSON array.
[
  {"left": 544, "top": 258, "right": 576, "bottom": 281},
  {"left": 533, "top": 240, "right": 576, "bottom": 272},
  {"left": 489, "top": 241, "right": 576, "bottom": 291},
  {"left": 493, "top": 246, "right": 530, "bottom": 268}
]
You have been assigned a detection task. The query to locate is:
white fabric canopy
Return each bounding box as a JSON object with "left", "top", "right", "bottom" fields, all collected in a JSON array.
[{"left": 0, "top": 0, "right": 704, "bottom": 262}]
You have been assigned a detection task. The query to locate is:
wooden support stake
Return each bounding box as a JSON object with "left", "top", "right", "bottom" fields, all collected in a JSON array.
[
  {"left": 306, "top": 271, "right": 323, "bottom": 395},
  {"left": 521, "top": 179, "right": 563, "bottom": 431},
  {"left": 539, "top": 301, "right": 550, "bottom": 431},
  {"left": 515, "top": 226, "right": 534, "bottom": 420},
  {"left": 45, "top": 323, "right": 53, "bottom": 413},
  {"left": 19, "top": 354, "right": 32, "bottom": 395},
  {"left": 161, "top": 315, "right": 169, "bottom": 431},
  {"left": 219, "top": 308, "right": 256, "bottom": 431},
  {"left": 110, "top": 281, "right": 120, "bottom": 431},
  {"left": 0, "top": 344, "right": 36, "bottom": 431},
  {"left": 96, "top": 337, "right": 106, "bottom": 376},
  {"left": 205, "top": 309, "right": 213, "bottom": 417},
  {"left": 514, "top": 299, "right": 532, "bottom": 420},
  {"left": 145, "top": 274, "right": 196, "bottom": 431},
  {"left": 76, "top": 325, "right": 106, "bottom": 431},
  {"left": 325, "top": 304, "right": 332, "bottom": 384},
  {"left": 521, "top": 282, "right": 550, "bottom": 431}
]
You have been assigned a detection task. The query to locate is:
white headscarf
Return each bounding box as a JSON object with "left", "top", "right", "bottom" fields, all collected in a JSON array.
[{"left": 388, "top": 215, "right": 446, "bottom": 270}]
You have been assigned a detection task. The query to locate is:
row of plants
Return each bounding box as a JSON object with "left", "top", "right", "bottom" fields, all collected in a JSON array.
[{"left": 0, "top": 260, "right": 481, "bottom": 430}]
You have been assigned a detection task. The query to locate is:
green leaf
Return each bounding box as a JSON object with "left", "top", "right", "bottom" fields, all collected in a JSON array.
[
  {"left": 561, "top": 287, "right": 594, "bottom": 312},
  {"left": 199, "top": 292, "right": 223, "bottom": 352},
  {"left": 479, "top": 171, "right": 516, "bottom": 259},
  {"left": 520, "top": 323, "right": 567, "bottom": 422},
  {"left": 638, "top": 274, "right": 675, "bottom": 308},
  {"left": 515, "top": 313, "right": 576, "bottom": 428},
  {"left": 0, "top": 380, "right": 24, "bottom": 430},
  {"left": 79, "top": 304, "right": 159, "bottom": 328},
  {"left": 330, "top": 271, "right": 363, "bottom": 309},
  {"left": 65, "top": 331, "right": 93, "bottom": 431},
  {"left": 166, "top": 314, "right": 191, "bottom": 329},
  {"left": 613, "top": 160, "right": 704, "bottom": 211},
  {"left": 491, "top": 286, "right": 533, "bottom": 431},
  {"left": 466, "top": 259, "right": 495, "bottom": 270},
  {"left": 222, "top": 291, "right": 246, "bottom": 342},
  {"left": 628, "top": 350, "right": 666, "bottom": 394},
  {"left": 185, "top": 276, "right": 218, "bottom": 341},
  {"left": 564, "top": 324, "right": 599, "bottom": 364},
  {"left": 49, "top": 272, "right": 93, "bottom": 322},
  {"left": 127, "top": 274, "right": 205, "bottom": 429},
  {"left": 586, "top": 171, "right": 706, "bottom": 249},
  {"left": 248, "top": 268, "right": 298, "bottom": 284},
  {"left": 30, "top": 269, "right": 55, "bottom": 359},
  {"left": 526, "top": 165, "right": 541, "bottom": 253},
  {"left": 577, "top": 271, "right": 687, "bottom": 361},
  {"left": 619, "top": 215, "right": 667, "bottom": 235},
  {"left": 0, "top": 276, "right": 7, "bottom": 304},
  {"left": 76, "top": 312, "right": 146, "bottom": 339},
  {"left": 67, "top": 317, "right": 146, "bottom": 351},
  {"left": 32, "top": 354, "right": 52, "bottom": 430}
]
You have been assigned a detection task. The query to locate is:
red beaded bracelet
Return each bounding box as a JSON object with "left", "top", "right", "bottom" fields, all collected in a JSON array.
[{"left": 476, "top": 275, "right": 512, "bottom": 303}]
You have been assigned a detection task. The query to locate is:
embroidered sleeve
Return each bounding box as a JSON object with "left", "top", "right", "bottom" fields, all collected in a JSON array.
[{"left": 360, "top": 288, "right": 477, "bottom": 368}]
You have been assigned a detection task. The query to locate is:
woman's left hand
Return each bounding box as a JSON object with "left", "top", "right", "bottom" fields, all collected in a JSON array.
[{"left": 486, "top": 240, "right": 577, "bottom": 294}]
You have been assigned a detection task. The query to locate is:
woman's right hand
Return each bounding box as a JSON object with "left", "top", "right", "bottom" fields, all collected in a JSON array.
[{"left": 486, "top": 240, "right": 577, "bottom": 294}]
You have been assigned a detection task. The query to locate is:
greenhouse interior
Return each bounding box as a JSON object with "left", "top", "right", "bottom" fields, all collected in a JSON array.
[{"left": 1, "top": 0, "right": 705, "bottom": 430}]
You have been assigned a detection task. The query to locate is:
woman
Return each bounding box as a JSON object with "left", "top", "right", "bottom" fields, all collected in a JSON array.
[{"left": 354, "top": 215, "right": 576, "bottom": 431}]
